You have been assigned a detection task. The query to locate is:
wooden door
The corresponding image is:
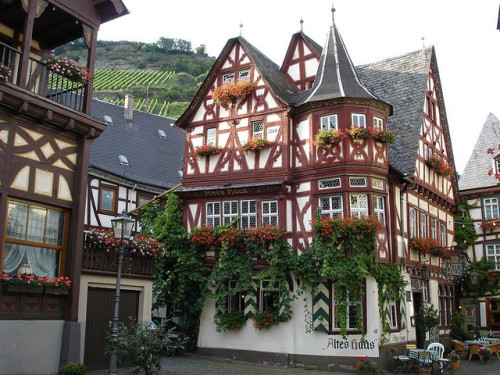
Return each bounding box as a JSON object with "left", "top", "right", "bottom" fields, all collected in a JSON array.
[{"left": 84, "top": 287, "right": 139, "bottom": 370}]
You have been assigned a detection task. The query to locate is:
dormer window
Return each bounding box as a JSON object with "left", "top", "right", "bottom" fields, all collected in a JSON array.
[
  {"left": 118, "top": 155, "right": 129, "bottom": 166},
  {"left": 320, "top": 114, "right": 338, "bottom": 131},
  {"left": 494, "top": 155, "right": 500, "bottom": 175},
  {"left": 351, "top": 113, "right": 366, "bottom": 128},
  {"left": 223, "top": 73, "right": 235, "bottom": 83},
  {"left": 158, "top": 129, "right": 167, "bottom": 139},
  {"left": 103, "top": 115, "right": 113, "bottom": 125},
  {"left": 373, "top": 117, "right": 384, "bottom": 130},
  {"left": 239, "top": 69, "right": 250, "bottom": 81}
]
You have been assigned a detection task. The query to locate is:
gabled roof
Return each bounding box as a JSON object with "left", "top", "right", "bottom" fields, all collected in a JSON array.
[
  {"left": 176, "top": 37, "right": 297, "bottom": 128},
  {"left": 90, "top": 99, "right": 185, "bottom": 189},
  {"left": 357, "top": 48, "right": 433, "bottom": 175},
  {"left": 298, "top": 25, "right": 379, "bottom": 105},
  {"left": 459, "top": 113, "right": 500, "bottom": 191},
  {"left": 280, "top": 31, "right": 322, "bottom": 72}
]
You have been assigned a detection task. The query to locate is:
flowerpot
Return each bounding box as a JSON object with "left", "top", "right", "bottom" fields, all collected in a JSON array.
[
  {"left": 44, "top": 287, "right": 69, "bottom": 295},
  {"left": 450, "top": 361, "right": 460, "bottom": 371},
  {"left": 3, "top": 284, "right": 43, "bottom": 294}
]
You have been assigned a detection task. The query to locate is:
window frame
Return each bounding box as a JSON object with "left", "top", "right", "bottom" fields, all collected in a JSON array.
[
  {"left": 351, "top": 113, "right": 366, "bottom": 128},
  {"left": 259, "top": 279, "right": 280, "bottom": 313},
  {"left": 350, "top": 193, "right": 368, "bottom": 218},
  {"left": 420, "top": 212, "right": 427, "bottom": 238},
  {"left": 440, "top": 223, "right": 447, "bottom": 247},
  {"left": 330, "top": 280, "right": 366, "bottom": 333},
  {"left": 222, "top": 72, "right": 235, "bottom": 83},
  {"left": 238, "top": 69, "right": 250, "bottom": 81},
  {"left": 206, "top": 202, "right": 221, "bottom": 227},
  {"left": 222, "top": 201, "right": 239, "bottom": 225},
  {"left": 99, "top": 185, "right": 117, "bottom": 214},
  {"left": 240, "top": 199, "right": 257, "bottom": 228},
  {"left": 261, "top": 200, "right": 278, "bottom": 225},
  {"left": 137, "top": 195, "right": 152, "bottom": 207},
  {"left": 206, "top": 127, "right": 217, "bottom": 146},
  {"left": 320, "top": 114, "right": 338, "bottom": 131},
  {"left": 373, "top": 116, "right": 384, "bottom": 130},
  {"left": 430, "top": 217, "right": 438, "bottom": 240},
  {"left": 373, "top": 195, "right": 385, "bottom": 224},
  {"left": 438, "top": 284, "right": 454, "bottom": 327},
  {"left": 228, "top": 280, "right": 245, "bottom": 313},
  {"left": 484, "top": 197, "right": 500, "bottom": 220},
  {"left": 252, "top": 120, "right": 264, "bottom": 138},
  {"left": 3, "top": 198, "right": 69, "bottom": 277},
  {"left": 388, "top": 301, "right": 400, "bottom": 331},
  {"left": 486, "top": 244, "right": 500, "bottom": 270},
  {"left": 319, "top": 195, "right": 344, "bottom": 219},
  {"left": 409, "top": 206, "right": 417, "bottom": 238}
]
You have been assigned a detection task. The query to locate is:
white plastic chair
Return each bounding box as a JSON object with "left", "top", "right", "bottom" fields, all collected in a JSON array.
[{"left": 427, "top": 343, "right": 451, "bottom": 374}]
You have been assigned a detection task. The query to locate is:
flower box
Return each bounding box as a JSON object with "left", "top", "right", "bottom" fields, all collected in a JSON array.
[
  {"left": 194, "top": 144, "right": 222, "bottom": 158},
  {"left": 0, "top": 62, "right": 13, "bottom": 82},
  {"left": 242, "top": 137, "right": 273, "bottom": 153},
  {"left": 211, "top": 80, "right": 255, "bottom": 105},
  {"left": 426, "top": 154, "right": 453, "bottom": 176},
  {"left": 3, "top": 284, "right": 43, "bottom": 294},
  {"left": 44, "top": 287, "right": 69, "bottom": 295},
  {"left": 347, "top": 126, "right": 371, "bottom": 140},
  {"left": 314, "top": 129, "right": 345, "bottom": 147},
  {"left": 409, "top": 237, "right": 441, "bottom": 256},
  {"left": 45, "top": 54, "right": 91, "bottom": 83},
  {"left": 371, "top": 129, "right": 396, "bottom": 144}
]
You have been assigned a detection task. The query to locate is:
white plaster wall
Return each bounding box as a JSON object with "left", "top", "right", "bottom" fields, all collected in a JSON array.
[
  {"left": 197, "top": 277, "right": 382, "bottom": 359},
  {"left": 192, "top": 103, "right": 207, "bottom": 122},
  {"left": 287, "top": 63, "right": 300, "bottom": 81},
  {"left": 78, "top": 274, "right": 153, "bottom": 363},
  {"left": 305, "top": 59, "right": 319, "bottom": 77},
  {"left": 0, "top": 320, "right": 64, "bottom": 374}
]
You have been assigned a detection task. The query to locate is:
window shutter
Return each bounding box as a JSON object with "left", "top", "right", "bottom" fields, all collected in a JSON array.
[
  {"left": 312, "top": 282, "right": 330, "bottom": 332},
  {"left": 399, "top": 293, "right": 407, "bottom": 330},
  {"left": 244, "top": 280, "right": 257, "bottom": 318}
]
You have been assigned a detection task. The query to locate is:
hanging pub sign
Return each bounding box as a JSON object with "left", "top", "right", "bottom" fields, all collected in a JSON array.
[{"left": 441, "top": 248, "right": 469, "bottom": 281}]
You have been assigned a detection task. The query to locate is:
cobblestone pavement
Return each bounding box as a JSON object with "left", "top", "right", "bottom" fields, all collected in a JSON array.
[{"left": 89, "top": 353, "right": 500, "bottom": 375}]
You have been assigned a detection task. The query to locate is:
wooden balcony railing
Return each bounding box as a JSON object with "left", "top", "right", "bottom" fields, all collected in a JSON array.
[
  {"left": 1, "top": 41, "right": 87, "bottom": 112},
  {"left": 82, "top": 243, "right": 155, "bottom": 278}
]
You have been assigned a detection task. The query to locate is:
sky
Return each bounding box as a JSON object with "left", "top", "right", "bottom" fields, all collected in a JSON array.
[{"left": 98, "top": 0, "right": 500, "bottom": 174}]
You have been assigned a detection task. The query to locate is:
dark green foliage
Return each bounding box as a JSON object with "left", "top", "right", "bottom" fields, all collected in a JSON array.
[
  {"left": 146, "top": 195, "right": 208, "bottom": 348},
  {"left": 107, "top": 320, "right": 187, "bottom": 375},
  {"left": 454, "top": 199, "right": 479, "bottom": 250},
  {"left": 58, "top": 363, "right": 87, "bottom": 375},
  {"left": 415, "top": 304, "right": 439, "bottom": 333},
  {"left": 458, "top": 259, "right": 499, "bottom": 295}
]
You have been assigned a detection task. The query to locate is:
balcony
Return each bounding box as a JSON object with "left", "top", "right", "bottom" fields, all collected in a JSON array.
[
  {"left": 1, "top": 41, "right": 87, "bottom": 112},
  {"left": 82, "top": 243, "right": 155, "bottom": 279}
]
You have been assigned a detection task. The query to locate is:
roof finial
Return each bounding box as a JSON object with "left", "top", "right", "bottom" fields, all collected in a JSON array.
[
  {"left": 421, "top": 36, "right": 426, "bottom": 48},
  {"left": 331, "top": 4, "right": 336, "bottom": 24},
  {"left": 300, "top": 17, "right": 304, "bottom": 32},
  {"left": 239, "top": 21, "right": 243, "bottom": 37}
]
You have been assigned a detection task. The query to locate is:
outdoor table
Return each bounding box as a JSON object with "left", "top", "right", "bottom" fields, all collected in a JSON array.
[
  {"left": 485, "top": 337, "right": 500, "bottom": 344},
  {"left": 464, "top": 340, "right": 490, "bottom": 351},
  {"left": 408, "top": 349, "right": 440, "bottom": 369}
]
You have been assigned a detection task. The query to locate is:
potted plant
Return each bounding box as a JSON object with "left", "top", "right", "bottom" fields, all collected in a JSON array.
[
  {"left": 347, "top": 126, "right": 371, "bottom": 140},
  {"left": 414, "top": 305, "right": 439, "bottom": 348},
  {"left": 194, "top": 144, "right": 222, "bottom": 158},
  {"left": 314, "top": 129, "right": 345, "bottom": 147},
  {"left": 449, "top": 351, "right": 460, "bottom": 371},
  {"left": 242, "top": 137, "right": 273, "bottom": 153},
  {"left": 39, "top": 275, "right": 71, "bottom": 295},
  {"left": 426, "top": 154, "right": 454, "bottom": 176},
  {"left": 211, "top": 80, "right": 255, "bottom": 105},
  {"left": 479, "top": 347, "right": 491, "bottom": 363},
  {"left": 0, "top": 62, "right": 13, "bottom": 82},
  {"left": 45, "top": 54, "right": 91, "bottom": 82},
  {"left": 214, "top": 310, "right": 247, "bottom": 332},
  {"left": 354, "top": 356, "right": 380, "bottom": 375},
  {"left": 370, "top": 128, "right": 396, "bottom": 144},
  {"left": 252, "top": 309, "right": 281, "bottom": 330}
]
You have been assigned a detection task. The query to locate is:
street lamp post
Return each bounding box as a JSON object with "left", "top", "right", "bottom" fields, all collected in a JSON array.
[
  {"left": 470, "top": 270, "right": 481, "bottom": 338},
  {"left": 109, "top": 210, "right": 135, "bottom": 375}
]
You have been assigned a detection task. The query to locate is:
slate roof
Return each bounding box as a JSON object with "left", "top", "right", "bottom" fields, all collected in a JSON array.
[
  {"left": 299, "top": 25, "right": 379, "bottom": 105},
  {"left": 357, "top": 48, "right": 433, "bottom": 175},
  {"left": 89, "top": 99, "right": 185, "bottom": 189},
  {"left": 459, "top": 113, "right": 500, "bottom": 191}
]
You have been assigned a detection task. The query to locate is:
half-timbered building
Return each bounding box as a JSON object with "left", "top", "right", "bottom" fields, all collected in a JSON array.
[
  {"left": 459, "top": 113, "right": 500, "bottom": 334},
  {"left": 0, "top": 1, "right": 127, "bottom": 373},
  {"left": 175, "top": 11, "right": 458, "bottom": 370}
]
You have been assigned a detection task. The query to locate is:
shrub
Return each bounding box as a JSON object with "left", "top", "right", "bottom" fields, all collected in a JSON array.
[{"left": 59, "top": 362, "right": 87, "bottom": 375}]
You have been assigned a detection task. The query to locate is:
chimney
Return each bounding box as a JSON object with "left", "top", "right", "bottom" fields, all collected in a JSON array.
[{"left": 124, "top": 95, "right": 134, "bottom": 120}]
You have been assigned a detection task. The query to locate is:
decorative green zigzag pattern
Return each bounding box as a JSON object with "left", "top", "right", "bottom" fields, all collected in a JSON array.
[
  {"left": 313, "top": 282, "right": 330, "bottom": 332},
  {"left": 399, "top": 293, "right": 407, "bottom": 329},
  {"left": 244, "top": 280, "right": 257, "bottom": 318}
]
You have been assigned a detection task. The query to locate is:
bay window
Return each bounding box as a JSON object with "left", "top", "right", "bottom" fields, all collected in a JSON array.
[
  {"left": 350, "top": 194, "right": 368, "bottom": 218},
  {"left": 261, "top": 200, "right": 278, "bottom": 225},
  {"left": 320, "top": 114, "right": 338, "bottom": 131},
  {"left": 3, "top": 199, "right": 67, "bottom": 278},
  {"left": 320, "top": 195, "right": 343, "bottom": 218}
]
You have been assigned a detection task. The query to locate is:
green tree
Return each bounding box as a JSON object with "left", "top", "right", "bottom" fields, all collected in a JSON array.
[{"left": 195, "top": 44, "right": 207, "bottom": 56}]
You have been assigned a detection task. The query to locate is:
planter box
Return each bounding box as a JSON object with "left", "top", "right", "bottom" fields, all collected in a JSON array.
[
  {"left": 3, "top": 284, "right": 43, "bottom": 294},
  {"left": 44, "top": 287, "right": 69, "bottom": 295}
]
